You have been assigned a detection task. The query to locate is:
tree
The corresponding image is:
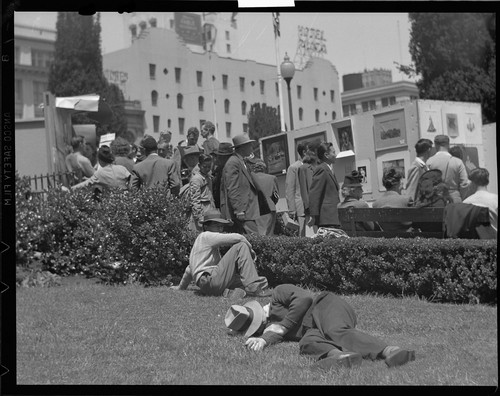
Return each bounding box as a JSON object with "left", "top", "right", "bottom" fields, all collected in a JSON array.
[
  {"left": 247, "top": 103, "right": 281, "bottom": 157},
  {"left": 48, "top": 12, "right": 127, "bottom": 139},
  {"left": 406, "top": 13, "right": 496, "bottom": 123}
]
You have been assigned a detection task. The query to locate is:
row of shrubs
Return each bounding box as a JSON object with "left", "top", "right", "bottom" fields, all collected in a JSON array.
[{"left": 16, "top": 175, "right": 497, "bottom": 304}]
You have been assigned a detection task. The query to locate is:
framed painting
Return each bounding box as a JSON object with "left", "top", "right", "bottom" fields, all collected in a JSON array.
[
  {"left": 294, "top": 131, "right": 326, "bottom": 161},
  {"left": 418, "top": 102, "right": 443, "bottom": 141},
  {"left": 331, "top": 120, "right": 354, "bottom": 156},
  {"left": 262, "top": 133, "right": 290, "bottom": 175},
  {"left": 376, "top": 150, "right": 410, "bottom": 192},
  {"left": 373, "top": 109, "right": 408, "bottom": 152},
  {"left": 355, "top": 158, "right": 372, "bottom": 194},
  {"left": 463, "top": 108, "right": 482, "bottom": 145}
]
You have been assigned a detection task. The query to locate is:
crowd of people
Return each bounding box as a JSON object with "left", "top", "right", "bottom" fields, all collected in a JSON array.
[
  {"left": 61, "top": 127, "right": 497, "bottom": 371},
  {"left": 64, "top": 127, "right": 497, "bottom": 238}
]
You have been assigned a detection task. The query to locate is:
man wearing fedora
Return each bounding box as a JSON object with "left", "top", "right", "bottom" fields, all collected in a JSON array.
[
  {"left": 212, "top": 142, "right": 234, "bottom": 210},
  {"left": 130, "top": 135, "right": 180, "bottom": 194},
  {"left": 171, "top": 209, "right": 271, "bottom": 297},
  {"left": 220, "top": 134, "right": 260, "bottom": 234},
  {"left": 173, "top": 127, "right": 203, "bottom": 184},
  {"left": 337, "top": 170, "right": 376, "bottom": 232},
  {"left": 426, "top": 134, "right": 469, "bottom": 203},
  {"left": 225, "top": 284, "right": 416, "bottom": 370},
  {"left": 72, "top": 145, "right": 130, "bottom": 191}
]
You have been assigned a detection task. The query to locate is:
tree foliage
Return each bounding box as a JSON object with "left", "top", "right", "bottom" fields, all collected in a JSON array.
[
  {"left": 407, "top": 13, "right": 496, "bottom": 123},
  {"left": 247, "top": 103, "right": 281, "bottom": 156},
  {"left": 48, "top": 12, "right": 127, "bottom": 138}
]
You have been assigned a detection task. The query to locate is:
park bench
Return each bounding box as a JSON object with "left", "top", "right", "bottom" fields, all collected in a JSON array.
[{"left": 338, "top": 206, "right": 446, "bottom": 238}]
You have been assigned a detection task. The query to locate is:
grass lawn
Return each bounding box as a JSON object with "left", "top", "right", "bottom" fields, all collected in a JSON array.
[{"left": 16, "top": 276, "right": 498, "bottom": 386}]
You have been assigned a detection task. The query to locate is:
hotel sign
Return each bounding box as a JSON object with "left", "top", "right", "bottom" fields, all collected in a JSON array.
[
  {"left": 174, "top": 12, "right": 203, "bottom": 45},
  {"left": 297, "top": 26, "right": 327, "bottom": 56}
]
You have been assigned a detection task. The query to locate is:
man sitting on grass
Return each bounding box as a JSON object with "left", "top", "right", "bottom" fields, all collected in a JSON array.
[
  {"left": 225, "top": 284, "right": 415, "bottom": 370},
  {"left": 171, "top": 209, "right": 271, "bottom": 298}
]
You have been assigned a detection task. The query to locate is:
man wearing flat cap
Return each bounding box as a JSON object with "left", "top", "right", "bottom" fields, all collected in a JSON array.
[
  {"left": 72, "top": 145, "right": 131, "bottom": 191},
  {"left": 171, "top": 209, "right": 271, "bottom": 297},
  {"left": 130, "top": 135, "right": 180, "bottom": 194},
  {"left": 220, "top": 134, "right": 260, "bottom": 234},
  {"left": 426, "top": 134, "right": 469, "bottom": 203}
]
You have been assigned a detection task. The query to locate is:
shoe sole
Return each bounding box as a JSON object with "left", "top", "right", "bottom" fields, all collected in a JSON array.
[
  {"left": 313, "top": 353, "right": 362, "bottom": 371},
  {"left": 385, "top": 349, "right": 416, "bottom": 368}
]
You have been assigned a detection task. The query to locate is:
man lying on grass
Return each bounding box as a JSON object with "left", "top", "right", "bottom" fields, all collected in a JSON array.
[
  {"left": 225, "top": 284, "right": 416, "bottom": 370},
  {"left": 171, "top": 209, "right": 271, "bottom": 298}
]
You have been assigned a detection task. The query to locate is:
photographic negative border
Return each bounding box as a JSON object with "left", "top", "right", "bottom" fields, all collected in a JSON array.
[
  {"left": 373, "top": 109, "right": 408, "bottom": 152},
  {"left": 261, "top": 133, "right": 290, "bottom": 175}
]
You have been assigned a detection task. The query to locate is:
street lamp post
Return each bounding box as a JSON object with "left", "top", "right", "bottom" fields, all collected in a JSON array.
[{"left": 280, "top": 53, "right": 295, "bottom": 131}]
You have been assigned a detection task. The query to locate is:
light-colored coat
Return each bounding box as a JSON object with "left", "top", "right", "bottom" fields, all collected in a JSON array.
[
  {"left": 131, "top": 154, "right": 180, "bottom": 193},
  {"left": 285, "top": 160, "right": 304, "bottom": 216}
]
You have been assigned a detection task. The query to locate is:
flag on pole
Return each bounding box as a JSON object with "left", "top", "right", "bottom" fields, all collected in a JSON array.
[{"left": 272, "top": 12, "right": 280, "bottom": 38}]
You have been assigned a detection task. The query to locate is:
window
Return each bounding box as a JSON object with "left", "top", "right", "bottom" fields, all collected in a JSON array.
[
  {"left": 151, "top": 90, "right": 158, "bottom": 106},
  {"left": 239, "top": 77, "right": 245, "bottom": 92},
  {"left": 177, "top": 93, "right": 183, "bottom": 109},
  {"left": 315, "top": 109, "right": 320, "bottom": 122},
  {"left": 342, "top": 105, "right": 349, "bottom": 117},
  {"left": 350, "top": 104, "right": 357, "bottom": 115},
  {"left": 226, "top": 122, "right": 232, "bottom": 138},
  {"left": 241, "top": 101, "right": 247, "bottom": 116},
  {"left": 298, "top": 107, "right": 303, "bottom": 121},
  {"left": 313, "top": 88, "right": 318, "bottom": 101},
  {"left": 224, "top": 99, "right": 230, "bottom": 114},
  {"left": 330, "top": 90, "right": 335, "bottom": 103},
  {"left": 149, "top": 64, "right": 156, "bottom": 80},
  {"left": 222, "top": 74, "right": 228, "bottom": 89},
  {"left": 15, "top": 79, "right": 23, "bottom": 118},
  {"left": 167, "top": 119, "right": 172, "bottom": 128},
  {"left": 362, "top": 101, "right": 369, "bottom": 113},
  {"left": 198, "top": 96, "right": 204, "bottom": 112},
  {"left": 169, "top": 19, "right": 174, "bottom": 29},
  {"left": 175, "top": 67, "right": 181, "bottom": 83},
  {"left": 15, "top": 46, "right": 20, "bottom": 64},
  {"left": 260, "top": 80, "right": 265, "bottom": 95},
  {"left": 197, "top": 71, "right": 203, "bottom": 87},
  {"left": 31, "top": 49, "right": 53, "bottom": 68},
  {"left": 153, "top": 115, "right": 160, "bottom": 133},
  {"left": 243, "top": 123, "right": 248, "bottom": 133},
  {"left": 297, "top": 85, "right": 302, "bottom": 99},
  {"left": 332, "top": 111, "right": 336, "bottom": 120},
  {"left": 369, "top": 100, "right": 376, "bottom": 111},
  {"left": 225, "top": 31, "right": 230, "bottom": 40},
  {"left": 33, "top": 81, "right": 48, "bottom": 117},
  {"left": 226, "top": 44, "right": 231, "bottom": 53},
  {"left": 389, "top": 96, "right": 396, "bottom": 105},
  {"left": 178, "top": 118, "right": 185, "bottom": 135},
  {"left": 275, "top": 82, "right": 279, "bottom": 97},
  {"left": 382, "top": 97, "right": 389, "bottom": 107}
]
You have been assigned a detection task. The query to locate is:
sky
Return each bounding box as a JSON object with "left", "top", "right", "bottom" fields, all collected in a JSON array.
[{"left": 14, "top": 12, "right": 417, "bottom": 90}]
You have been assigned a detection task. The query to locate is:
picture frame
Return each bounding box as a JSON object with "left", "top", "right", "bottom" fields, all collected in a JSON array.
[
  {"left": 373, "top": 109, "right": 408, "bottom": 152},
  {"left": 355, "top": 158, "right": 372, "bottom": 194},
  {"left": 330, "top": 120, "right": 354, "bottom": 157},
  {"left": 463, "top": 109, "right": 482, "bottom": 145},
  {"left": 262, "top": 133, "right": 290, "bottom": 175},
  {"left": 293, "top": 131, "right": 327, "bottom": 161},
  {"left": 376, "top": 150, "right": 410, "bottom": 192},
  {"left": 418, "top": 102, "right": 443, "bottom": 141}
]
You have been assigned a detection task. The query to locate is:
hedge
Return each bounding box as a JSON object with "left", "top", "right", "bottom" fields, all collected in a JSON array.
[{"left": 15, "top": 175, "right": 497, "bottom": 304}]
